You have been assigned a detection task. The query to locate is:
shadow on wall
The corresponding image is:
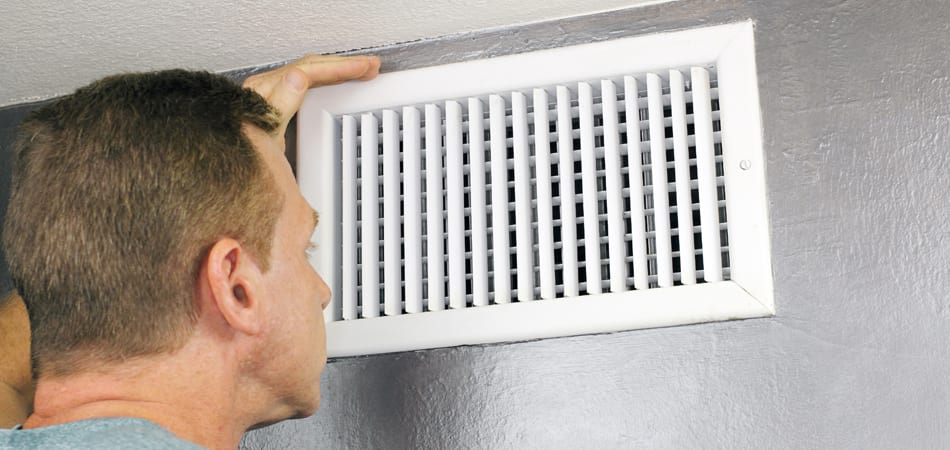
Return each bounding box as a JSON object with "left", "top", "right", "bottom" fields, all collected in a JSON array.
[{"left": 0, "top": 103, "right": 49, "bottom": 294}]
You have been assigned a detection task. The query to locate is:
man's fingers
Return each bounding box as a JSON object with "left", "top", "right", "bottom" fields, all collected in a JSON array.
[
  {"left": 241, "top": 72, "right": 274, "bottom": 98},
  {"left": 242, "top": 55, "right": 381, "bottom": 134},
  {"left": 267, "top": 68, "right": 309, "bottom": 135},
  {"left": 357, "top": 58, "right": 381, "bottom": 81},
  {"left": 292, "top": 55, "right": 381, "bottom": 88}
]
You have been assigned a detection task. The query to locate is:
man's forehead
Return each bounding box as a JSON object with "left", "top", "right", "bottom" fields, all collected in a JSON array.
[{"left": 242, "top": 123, "right": 284, "bottom": 155}]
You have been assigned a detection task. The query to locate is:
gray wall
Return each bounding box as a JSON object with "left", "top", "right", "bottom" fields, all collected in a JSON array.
[{"left": 239, "top": 0, "right": 950, "bottom": 448}]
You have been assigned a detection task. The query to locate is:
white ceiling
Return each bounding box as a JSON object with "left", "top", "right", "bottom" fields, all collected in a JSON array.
[{"left": 0, "top": 0, "right": 664, "bottom": 107}]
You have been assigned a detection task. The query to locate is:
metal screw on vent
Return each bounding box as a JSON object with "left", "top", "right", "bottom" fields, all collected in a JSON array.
[{"left": 739, "top": 160, "right": 752, "bottom": 170}]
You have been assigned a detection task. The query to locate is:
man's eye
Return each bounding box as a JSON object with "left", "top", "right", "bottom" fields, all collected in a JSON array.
[{"left": 305, "top": 242, "right": 319, "bottom": 258}]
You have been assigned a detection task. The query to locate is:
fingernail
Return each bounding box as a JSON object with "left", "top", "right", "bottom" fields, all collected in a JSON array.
[{"left": 284, "top": 70, "right": 306, "bottom": 92}]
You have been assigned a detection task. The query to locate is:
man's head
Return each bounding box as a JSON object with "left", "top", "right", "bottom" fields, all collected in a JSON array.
[{"left": 3, "top": 69, "right": 285, "bottom": 377}]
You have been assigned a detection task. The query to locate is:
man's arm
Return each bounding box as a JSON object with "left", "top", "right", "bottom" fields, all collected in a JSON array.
[{"left": 0, "top": 292, "right": 33, "bottom": 428}]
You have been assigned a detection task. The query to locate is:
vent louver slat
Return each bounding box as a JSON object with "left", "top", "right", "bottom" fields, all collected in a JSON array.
[
  {"left": 488, "top": 95, "right": 511, "bottom": 305},
  {"left": 692, "top": 67, "right": 724, "bottom": 283},
  {"left": 402, "top": 107, "right": 424, "bottom": 314},
  {"left": 446, "top": 101, "right": 466, "bottom": 309},
  {"left": 670, "top": 70, "right": 697, "bottom": 285},
  {"left": 424, "top": 104, "right": 445, "bottom": 313},
  {"left": 382, "top": 110, "right": 401, "bottom": 316},
  {"left": 602, "top": 80, "right": 627, "bottom": 294},
  {"left": 341, "top": 115, "right": 358, "bottom": 320},
  {"left": 468, "top": 99, "right": 490, "bottom": 307},
  {"left": 298, "top": 22, "right": 774, "bottom": 357},
  {"left": 556, "top": 86, "right": 581, "bottom": 298},
  {"left": 512, "top": 92, "right": 535, "bottom": 303},
  {"left": 624, "top": 76, "right": 650, "bottom": 291},
  {"left": 359, "top": 113, "right": 379, "bottom": 318},
  {"left": 578, "top": 81, "right": 603, "bottom": 295},
  {"left": 647, "top": 73, "right": 674, "bottom": 288},
  {"left": 533, "top": 89, "right": 557, "bottom": 301}
]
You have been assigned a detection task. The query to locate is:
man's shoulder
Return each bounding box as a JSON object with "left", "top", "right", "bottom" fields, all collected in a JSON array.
[{"left": 0, "top": 417, "right": 204, "bottom": 449}]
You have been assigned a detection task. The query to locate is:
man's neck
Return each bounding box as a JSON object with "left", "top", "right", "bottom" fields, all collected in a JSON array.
[{"left": 23, "top": 343, "right": 256, "bottom": 450}]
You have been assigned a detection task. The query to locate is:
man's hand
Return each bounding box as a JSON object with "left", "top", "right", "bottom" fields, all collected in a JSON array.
[{"left": 242, "top": 54, "right": 381, "bottom": 136}]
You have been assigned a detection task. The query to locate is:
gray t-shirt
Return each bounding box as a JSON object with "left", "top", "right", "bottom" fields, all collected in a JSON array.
[{"left": 0, "top": 417, "right": 203, "bottom": 449}]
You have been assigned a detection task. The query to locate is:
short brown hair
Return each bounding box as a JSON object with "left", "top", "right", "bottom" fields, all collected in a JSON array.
[{"left": 3, "top": 70, "right": 283, "bottom": 377}]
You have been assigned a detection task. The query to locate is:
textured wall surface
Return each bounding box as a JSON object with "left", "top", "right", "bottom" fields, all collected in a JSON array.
[
  {"left": 0, "top": 0, "right": 665, "bottom": 107},
  {"left": 1, "top": 0, "right": 948, "bottom": 448},
  {"left": 237, "top": 0, "right": 950, "bottom": 448}
]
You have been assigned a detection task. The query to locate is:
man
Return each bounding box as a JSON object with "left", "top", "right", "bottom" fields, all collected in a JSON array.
[
  {"left": 0, "top": 292, "right": 32, "bottom": 429},
  {"left": 0, "top": 54, "right": 380, "bottom": 449}
]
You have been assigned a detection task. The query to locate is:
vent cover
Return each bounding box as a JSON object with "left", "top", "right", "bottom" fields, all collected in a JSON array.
[{"left": 299, "top": 21, "right": 773, "bottom": 357}]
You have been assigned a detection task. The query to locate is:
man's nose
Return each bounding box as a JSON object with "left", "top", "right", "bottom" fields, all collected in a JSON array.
[{"left": 317, "top": 274, "right": 331, "bottom": 310}]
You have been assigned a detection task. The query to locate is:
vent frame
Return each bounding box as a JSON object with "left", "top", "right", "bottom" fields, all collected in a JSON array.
[{"left": 298, "top": 21, "right": 773, "bottom": 358}]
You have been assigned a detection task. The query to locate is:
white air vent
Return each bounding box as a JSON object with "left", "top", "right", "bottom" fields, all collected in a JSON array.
[{"left": 299, "top": 21, "right": 773, "bottom": 357}]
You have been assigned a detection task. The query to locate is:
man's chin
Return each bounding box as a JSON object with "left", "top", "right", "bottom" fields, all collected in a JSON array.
[
  {"left": 291, "top": 389, "right": 321, "bottom": 419},
  {"left": 249, "top": 388, "right": 322, "bottom": 429}
]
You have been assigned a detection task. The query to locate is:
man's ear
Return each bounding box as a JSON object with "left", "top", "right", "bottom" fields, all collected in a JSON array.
[{"left": 201, "top": 238, "right": 264, "bottom": 336}]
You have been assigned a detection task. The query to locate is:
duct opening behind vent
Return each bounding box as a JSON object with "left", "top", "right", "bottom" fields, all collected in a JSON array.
[{"left": 299, "top": 21, "right": 773, "bottom": 357}]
